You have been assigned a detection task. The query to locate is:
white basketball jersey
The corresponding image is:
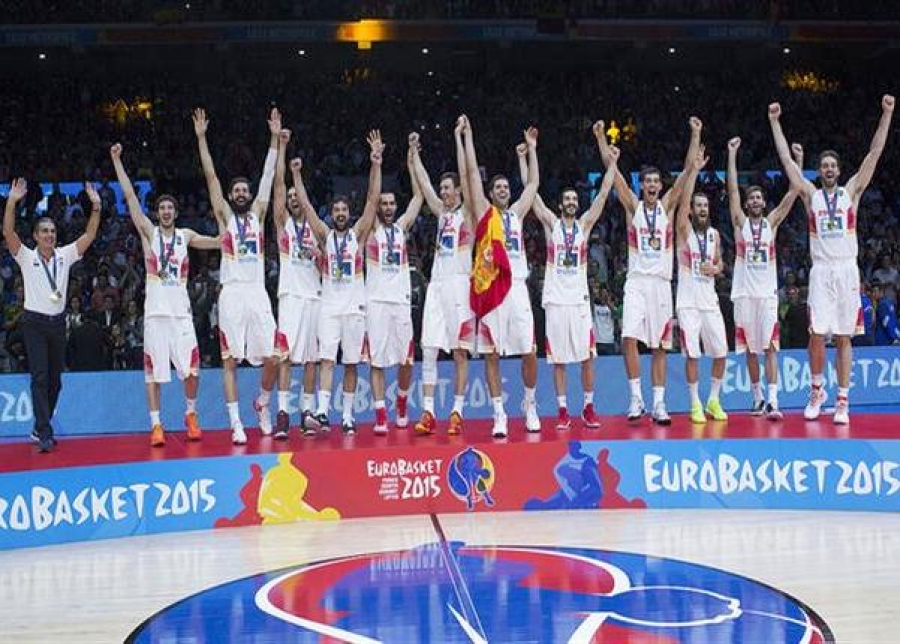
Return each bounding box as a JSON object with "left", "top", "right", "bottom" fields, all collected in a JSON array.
[
  {"left": 321, "top": 228, "right": 365, "bottom": 314},
  {"left": 542, "top": 218, "right": 589, "bottom": 307},
  {"left": 220, "top": 212, "right": 265, "bottom": 286},
  {"left": 732, "top": 216, "right": 777, "bottom": 300},
  {"left": 676, "top": 226, "right": 720, "bottom": 311},
  {"left": 430, "top": 207, "right": 473, "bottom": 280},
  {"left": 144, "top": 227, "right": 191, "bottom": 319},
  {"left": 366, "top": 222, "right": 411, "bottom": 304},
  {"left": 808, "top": 187, "right": 857, "bottom": 263},
  {"left": 501, "top": 209, "right": 528, "bottom": 281},
  {"left": 628, "top": 200, "right": 673, "bottom": 280},
  {"left": 277, "top": 215, "right": 322, "bottom": 300}
]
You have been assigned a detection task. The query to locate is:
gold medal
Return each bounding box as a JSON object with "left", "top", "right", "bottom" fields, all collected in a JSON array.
[
  {"left": 649, "top": 237, "right": 661, "bottom": 251},
  {"left": 49, "top": 290, "right": 62, "bottom": 303},
  {"left": 238, "top": 244, "right": 248, "bottom": 256}
]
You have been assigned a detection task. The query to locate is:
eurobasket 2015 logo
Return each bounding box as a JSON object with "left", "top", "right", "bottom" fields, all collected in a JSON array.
[
  {"left": 127, "top": 542, "right": 833, "bottom": 643},
  {"left": 447, "top": 447, "right": 496, "bottom": 510}
]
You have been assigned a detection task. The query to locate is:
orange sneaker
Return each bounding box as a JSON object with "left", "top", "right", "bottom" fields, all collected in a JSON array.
[
  {"left": 150, "top": 423, "right": 166, "bottom": 447},
  {"left": 185, "top": 412, "right": 202, "bottom": 441},
  {"left": 447, "top": 410, "right": 463, "bottom": 435},
  {"left": 415, "top": 410, "right": 436, "bottom": 435}
]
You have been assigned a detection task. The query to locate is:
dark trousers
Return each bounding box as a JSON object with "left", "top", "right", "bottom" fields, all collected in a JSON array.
[{"left": 22, "top": 311, "right": 67, "bottom": 440}]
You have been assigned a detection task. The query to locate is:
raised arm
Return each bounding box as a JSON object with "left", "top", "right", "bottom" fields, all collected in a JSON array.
[
  {"left": 768, "top": 103, "right": 815, "bottom": 199},
  {"left": 352, "top": 129, "right": 384, "bottom": 240},
  {"left": 192, "top": 108, "right": 228, "bottom": 232},
  {"left": 847, "top": 94, "right": 895, "bottom": 202},
  {"left": 726, "top": 137, "right": 746, "bottom": 230},
  {"left": 184, "top": 229, "right": 222, "bottom": 250},
  {"left": 3, "top": 178, "right": 26, "bottom": 257},
  {"left": 460, "top": 115, "right": 491, "bottom": 220},
  {"left": 252, "top": 108, "right": 281, "bottom": 221},
  {"left": 516, "top": 141, "right": 555, "bottom": 230},
  {"left": 454, "top": 117, "right": 476, "bottom": 229},
  {"left": 273, "top": 128, "right": 290, "bottom": 230},
  {"left": 593, "top": 119, "right": 638, "bottom": 217},
  {"left": 582, "top": 145, "right": 619, "bottom": 234},
  {"left": 110, "top": 143, "right": 153, "bottom": 241},
  {"left": 76, "top": 182, "right": 102, "bottom": 256},
  {"left": 290, "top": 158, "right": 329, "bottom": 242},
  {"left": 397, "top": 139, "right": 425, "bottom": 231},
  {"left": 409, "top": 132, "right": 444, "bottom": 216},
  {"left": 509, "top": 126, "right": 540, "bottom": 216},
  {"left": 676, "top": 145, "right": 707, "bottom": 241},
  {"left": 662, "top": 116, "right": 703, "bottom": 213}
]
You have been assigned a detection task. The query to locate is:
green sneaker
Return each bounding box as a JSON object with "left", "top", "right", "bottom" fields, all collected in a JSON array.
[
  {"left": 705, "top": 398, "right": 728, "bottom": 421},
  {"left": 690, "top": 401, "right": 706, "bottom": 424}
]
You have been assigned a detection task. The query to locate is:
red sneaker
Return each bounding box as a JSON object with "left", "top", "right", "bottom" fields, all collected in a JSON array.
[
  {"left": 581, "top": 403, "right": 601, "bottom": 429},
  {"left": 396, "top": 395, "right": 409, "bottom": 428},
  {"left": 556, "top": 407, "right": 571, "bottom": 431},
  {"left": 374, "top": 407, "right": 389, "bottom": 435},
  {"left": 447, "top": 410, "right": 463, "bottom": 435}
]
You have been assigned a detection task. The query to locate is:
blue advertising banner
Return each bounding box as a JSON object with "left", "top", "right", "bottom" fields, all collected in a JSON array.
[{"left": 0, "top": 346, "right": 898, "bottom": 438}]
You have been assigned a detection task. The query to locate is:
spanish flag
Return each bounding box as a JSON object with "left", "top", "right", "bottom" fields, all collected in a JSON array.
[{"left": 470, "top": 205, "right": 512, "bottom": 317}]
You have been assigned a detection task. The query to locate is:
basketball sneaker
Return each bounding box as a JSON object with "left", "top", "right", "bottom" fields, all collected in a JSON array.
[
  {"left": 833, "top": 397, "right": 850, "bottom": 425},
  {"left": 765, "top": 402, "right": 783, "bottom": 421},
  {"left": 150, "top": 423, "right": 166, "bottom": 447},
  {"left": 313, "top": 412, "right": 330, "bottom": 433},
  {"left": 523, "top": 401, "right": 541, "bottom": 433},
  {"left": 581, "top": 404, "right": 601, "bottom": 429},
  {"left": 689, "top": 401, "right": 706, "bottom": 424},
  {"left": 652, "top": 401, "right": 671, "bottom": 426},
  {"left": 31, "top": 430, "right": 58, "bottom": 446},
  {"left": 804, "top": 386, "right": 827, "bottom": 420},
  {"left": 232, "top": 424, "right": 247, "bottom": 445},
  {"left": 373, "top": 407, "right": 389, "bottom": 435},
  {"left": 395, "top": 395, "right": 409, "bottom": 428},
  {"left": 415, "top": 410, "right": 436, "bottom": 436},
  {"left": 705, "top": 398, "right": 728, "bottom": 421},
  {"left": 751, "top": 399, "right": 765, "bottom": 416},
  {"left": 254, "top": 399, "right": 272, "bottom": 436},
  {"left": 273, "top": 411, "right": 290, "bottom": 440},
  {"left": 341, "top": 418, "right": 357, "bottom": 435},
  {"left": 301, "top": 410, "right": 321, "bottom": 436},
  {"left": 491, "top": 414, "right": 508, "bottom": 438},
  {"left": 447, "top": 410, "right": 463, "bottom": 435},
  {"left": 556, "top": 407, "right": 571, "bottom": 431},
  {"left": 185, "top": 412, "right": 202, "bottom": 441},
  {"left": 627, "top": 396, "right": 645, "bottom": 421}
]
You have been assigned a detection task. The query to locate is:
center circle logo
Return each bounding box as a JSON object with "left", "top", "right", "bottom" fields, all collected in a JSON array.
[
  {"left": 128, "top": 543, "right": 834, "bottom": 643},
  {"left": 447, "top": 447, "right": 496, "bottom": 510}
]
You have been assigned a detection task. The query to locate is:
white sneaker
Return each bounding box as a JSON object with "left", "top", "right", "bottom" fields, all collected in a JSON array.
[
  {"left": 765, "top": 402, "right": 784, "bottom": 421},
  {"left": 523, "top": 401, "right": 541, "bottom": 433},
  {"left": 254, "top": 399, "right": 272, "bottom": 435},
  {"left": 492, "top": 415, "right": 508, "bottom": 438},
  {"left": 627, "top": 396, "right": 645, "bottom": 421},
  {"left": 231, "top": 425, "right": 247, "bottom": 445},
  {"left": 652, "top": 401, "right": 671, "bottom": 426},
  {"left": 804, "top": 387, "right": 828, "bottom": 420},
  {"left": 834, "top": 398, "right": 850, "bottom": 425}
]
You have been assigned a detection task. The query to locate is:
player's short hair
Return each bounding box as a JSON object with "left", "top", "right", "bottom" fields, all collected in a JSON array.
[
  {"left": 488, "top": 174, "right": 509, "bottom": 192},
  {"left": 558, "top": 186, "right": 579, "bottom": 203},
  {"left": 639, "top": 166, "right": 662, "bottom": 182},
  {"left": 228, "top": 177, "right": 251, "bottom": 193},
  {"left": 691, "top": 192, "right": 709, "bottom": 207},
  {"left": 744, "top": 185, "right": 766, "bottom": 201},
  {"left": 155, "top": 194, "right": 179, "bottom": 212},
  {"left": 331, "top": 194, "right": 350, "bottom": 209},
  {"left": 818, "top": 150, "right": 841, "bottom": 168},
  {"left": 32, "top": 216, "right": 56, "bottom": 234},
  {"left": 439, "top": 172, "right": 460, "bottom": 188}
]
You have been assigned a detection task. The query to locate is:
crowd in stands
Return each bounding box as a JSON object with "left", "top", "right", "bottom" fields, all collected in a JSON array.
[
  {"left": 1, "top": 56, "right": 899, "bottom": 373},
  {"left": 2, "top": 1, "right": 897, "bottom": 23}
]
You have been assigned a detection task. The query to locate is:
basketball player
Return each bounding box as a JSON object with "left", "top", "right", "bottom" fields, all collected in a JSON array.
[
  {"left": 456, "top": 115, "right": 541, "bottom": 438},
  {"left": 596, "top": 117, "right": 703, "bottom": 424},
  {"left": 769, "top": 96, "right": 895, "bottom": 424},
  {"left": 272, "top": 129, "right": 323, "bottom": 439},
  {"left": 516, "top": 135, "right": 618, "bottom": 430},
  {"left": 727, "top": 136, "right": 802, "bottom": 420},
  {"left": 289, "top": 131, "right": 384, "bottom": 434},
  {"left": 409, "top": 130, "right": 476, "bottom": 436},
  {"left": 193, "top": 107, "right": 280, "bottom": 445},
  {"left": 366, "top": 135, "right": 424, "bottom": 435},
  {"left": 674, "top": 146, "right": 730, "bottom": 423},
  {"left": 110, "top": 143, "right": 220, "bottom": 446}
]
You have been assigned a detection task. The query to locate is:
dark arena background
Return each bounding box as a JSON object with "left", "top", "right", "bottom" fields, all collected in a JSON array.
[{"left": 1, "top": 2, "right": 900, "bottom": 642}]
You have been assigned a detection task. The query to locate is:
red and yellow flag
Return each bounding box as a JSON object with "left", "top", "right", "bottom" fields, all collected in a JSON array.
[{"left": 470, "top": 205, "right": 512, "bottom": 318}]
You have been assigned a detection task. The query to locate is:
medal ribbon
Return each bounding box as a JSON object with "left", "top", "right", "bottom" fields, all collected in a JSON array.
[
  {"left": 502, "top": 210, "right": 513, "bottom": 249},
  {"left": 39, "top": 251, "right": 59, "bottom": 295},
  {"left": 332, "top": 230, "right": 350, "bottom": 279},
  {"left": 385, "top": 224, "right": 396, "bottom": 262},
  {"left": 822, "top": 189, "right": 840, "bottom": 227},
  {"left": 291, "top": 216, "right": 308, "bottom": 258},
  {"left": 643, "top": 202, "right": 659, "bottom": 244},
  {"left": 749, "top": 217, "right": 763, "bottom": 256},
  {"left": 158, "top": 230, "right": 176, "bottom": 276},
  {"left": 235, "top": 214, "right": 250, "bottom": 251},
  {"left": 695, "top": 228, "right": 709, "bottom": 264},
  {"left": 563, "top": 220, "right": 578, "bottom": 265}
]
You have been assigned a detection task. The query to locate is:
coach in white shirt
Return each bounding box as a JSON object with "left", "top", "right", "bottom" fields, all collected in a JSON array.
[{"left": 3, "top": 178, "right": 101, "bottom": 452}]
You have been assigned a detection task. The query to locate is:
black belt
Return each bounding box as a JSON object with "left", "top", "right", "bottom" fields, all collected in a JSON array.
[{"left": 24, "top": 309, "right": 66, "bottom": 322}]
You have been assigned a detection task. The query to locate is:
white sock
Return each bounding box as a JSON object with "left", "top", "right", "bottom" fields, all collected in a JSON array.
[
  {"left": 342, "top": 392, "right": 355, "bottom": 421},
  {"left": 492, "top": 396, "right": 505, "bottom": 418},
  {"left": 838, "top": 387, "right": 849, "bottom": 400},
  {"left": 524, "top": 387, "right": 536, "bottom": 406},
  {"left": 397, "top": 388, "right": 408, "bottom": 399},
  {"left": 689, "top": 382, "right": 700, "bottom": 405},
  {"left": 423, "top": 396, "right": 435, "bottom": 414},
  {"left": 653, "top": 386, "right": 665, "bottom": 407},
  {"left": 629, "top": 378, "right": 642, "bottom": 400},
  {"left": 453, "top": 395, "right": 465, "bottom": 414},
  {"left": 751, "top": 382, "right": 763, "bottom": 402},
  {"left": 374, "top": 399, "right": 385, "bottom": 410},
  {"left": 812, "top": 373, "right": 824, "bottom": 388},
  {"left": 767, "top": 383, "right": 778, "bottom": 405},
  {"left": 557, "top": 395, "right": 567, "bottom": 409},
  {"left": 584, "top": 391, "right": 594, "bottom": 407},
  {"left": 317, "top": 390, "right": 331, "bottom": 416},
  {"left": 227, "top": 402, "right": 241, "bottom": 427},
  {"left": 257, "top": 388, "right": 271, "bottom": 407},
  {"left": 710, "top": 378, "right": 722, "bottom": 400},
  {"left": 277, "top": 390, "right": 290, "bottom": 412},
  {"left": 185, "top": 398, "right": 196, "bottom": 413},
  {"left": 150, "top": 410, "right": 161, "bottom": 426},
  {"left": 302, "top": 392, "right": 315, "bottom": 413}
]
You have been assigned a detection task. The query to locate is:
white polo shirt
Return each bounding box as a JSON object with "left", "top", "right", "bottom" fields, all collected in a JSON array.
[{"left": 14, "top": 242, "right": 81, "bottom": 316}]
